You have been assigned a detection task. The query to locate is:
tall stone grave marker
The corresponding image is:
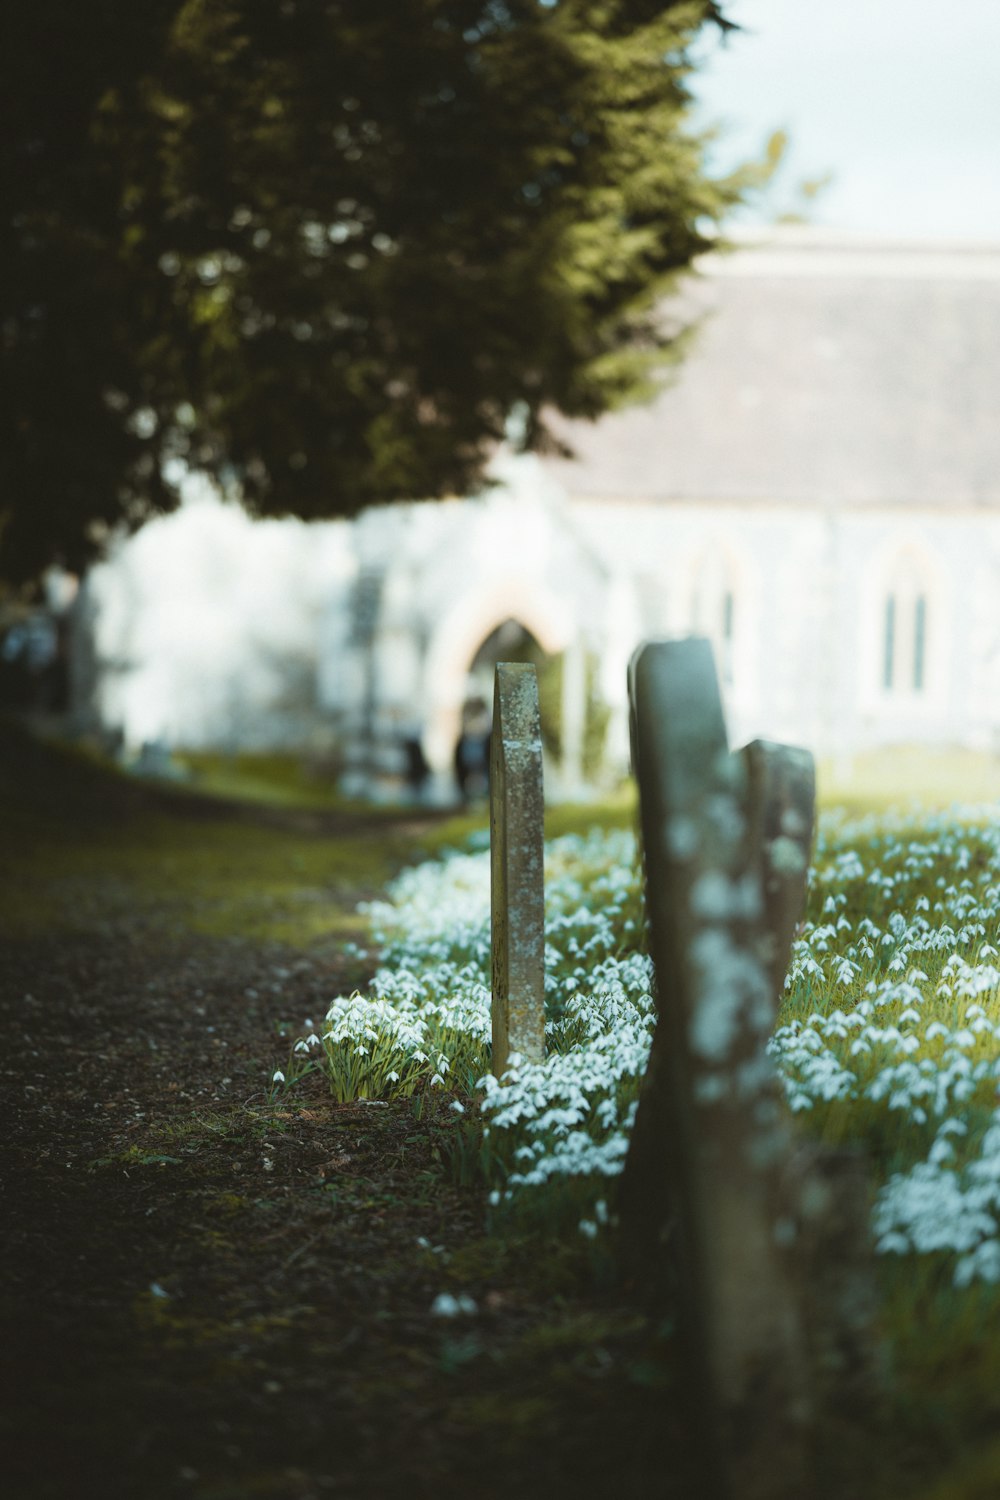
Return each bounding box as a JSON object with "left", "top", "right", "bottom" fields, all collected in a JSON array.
[
  {"left": 621, "top": 639, "right": 812, "bottom": 1495},
  {"left": 491, "top": 663, "right": 546, "bottom": 1079},
  {"left": 621, "top": 638, "right": 877, "bottom": 1498},
  {"left": 740, "top": 737, "right": 816, "bottom": 1008}
]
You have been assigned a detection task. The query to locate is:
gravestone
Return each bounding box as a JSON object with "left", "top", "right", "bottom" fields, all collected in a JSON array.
[
  {"left": 740, "top": 738, "right": 816, "bottom": 1008},
  {"left": 620, "top": 638, "right": 876, "bottom": 1499},
  {"left": 490, "top": 663, "right": 546, "bottom": 1079}
]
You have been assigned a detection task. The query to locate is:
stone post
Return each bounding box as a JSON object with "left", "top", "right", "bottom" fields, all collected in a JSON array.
[{"left": 491, "top": 663, "right": 546, "bottom": 1079}]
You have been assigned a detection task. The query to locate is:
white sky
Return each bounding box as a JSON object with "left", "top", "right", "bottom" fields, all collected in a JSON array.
[{"left": 690, "top": 0, "right": 1000, "bottom": 240}]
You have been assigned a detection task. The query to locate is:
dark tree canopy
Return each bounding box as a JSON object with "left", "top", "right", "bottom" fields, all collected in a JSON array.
[{"left": 1, "top": 0, "right": 747, "bottom": 584}]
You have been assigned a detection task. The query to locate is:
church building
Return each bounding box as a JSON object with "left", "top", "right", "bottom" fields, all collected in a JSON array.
[{"left": 77, "top": 227, "right": 1000, "bottom": 795}]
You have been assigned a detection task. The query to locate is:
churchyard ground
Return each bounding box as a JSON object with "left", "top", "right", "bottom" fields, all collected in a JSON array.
[
  {"left": 4, "top": 721, "right": 1000, "bottom": 1497},
  {"left": 0, "top": 723, "right": 687, "bottom": 1500}
]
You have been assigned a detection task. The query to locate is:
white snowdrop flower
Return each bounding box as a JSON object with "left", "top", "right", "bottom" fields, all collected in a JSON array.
[
  {"left": 430, "top": 1292, "right": 477, "bottom": 1318},
  {"left": 876, "top": 1230, "right": 912, "bottom": 1256},
  {"left": 305, "top": 807, "right": 1000, "bottom": 1269},
  {"left": 271, "top": 1070, "right": 285, "bottom": 1084},
  {"left": 930, "top": 1136, "right": 957, "bottom": 1166},
  {"left": 955, "top": 1240, "right": 1000, "bottom": 1287}
]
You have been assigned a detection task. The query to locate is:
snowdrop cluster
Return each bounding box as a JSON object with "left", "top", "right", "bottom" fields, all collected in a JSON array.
[
  {"left": 775, "top": 806, "right": 1000, "bottom": 1285},
  {"left": 305, "top": 806, "right": 1000, "bottom": 1283},
  {"left": 312, "top": 830, "right": 655, "bottom": 1214}
]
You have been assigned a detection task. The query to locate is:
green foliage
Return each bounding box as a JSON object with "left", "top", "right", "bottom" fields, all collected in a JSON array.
[
  {"left": 317, "top": 1007, "right": 488, "bottom": 1104},
  {"left": 1, "top": 0, "right": 759, "bottom": 582}
]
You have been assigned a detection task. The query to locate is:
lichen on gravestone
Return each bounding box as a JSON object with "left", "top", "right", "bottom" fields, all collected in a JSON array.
[{"left": 490, "top": 662, "right": 546, "bottom": 1080}]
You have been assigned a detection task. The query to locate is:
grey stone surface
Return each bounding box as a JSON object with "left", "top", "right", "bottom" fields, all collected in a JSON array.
[
  {"left": 621, "top": 638, "right": 876, "bottom": 1497},
  {"left": 490, "top": 663, "right": 546, "bottom": 1079},
  {"left": 739, "top": 738, "right": 816, "bottom": 1009}
]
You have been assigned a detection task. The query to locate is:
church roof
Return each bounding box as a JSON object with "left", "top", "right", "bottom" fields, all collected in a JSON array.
[{"left": 541, "top": 228, "right": 1000, "bottom": 509}]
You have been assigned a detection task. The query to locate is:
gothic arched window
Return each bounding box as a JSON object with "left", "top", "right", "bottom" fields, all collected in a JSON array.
[{"left": 882, "top": 555, "right": 930, "bottom": 695}]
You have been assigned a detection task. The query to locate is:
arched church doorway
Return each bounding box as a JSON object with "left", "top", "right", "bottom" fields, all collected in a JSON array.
[
  {"left": 448, "top": 619, "right": 559, "bottom": 801},
  {"left": 421, "top": 583, "right": 574, "bottom": 775},
  {"left": 457, "top": 618, "right": 610, "bottom": 797},
  {"left": 467, "top": 618, "right": 561, "bottom": 750}
]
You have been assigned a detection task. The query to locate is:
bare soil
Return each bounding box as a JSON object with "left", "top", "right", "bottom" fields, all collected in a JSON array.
[{"left": 0, "top": 724, "right": 683, "bottom": 1500}]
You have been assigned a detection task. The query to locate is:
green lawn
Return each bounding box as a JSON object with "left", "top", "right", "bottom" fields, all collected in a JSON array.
[
  {"left": 0, "top": 722, "right": 413, "bottom": 948},
  {"left": 820, "top": 743, "right": 1000, "bottom": 813}
]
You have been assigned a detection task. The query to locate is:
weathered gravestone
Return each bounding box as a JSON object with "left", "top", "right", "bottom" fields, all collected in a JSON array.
[
  {"left": 490, "top": 663, "right": 546, "bottom": 1079},
  {"left": 740, "top": 736, "right": 816, "bottom": 1006},
  {"left": 619, "top": 638, "right": 878, "bottom": 1500}
]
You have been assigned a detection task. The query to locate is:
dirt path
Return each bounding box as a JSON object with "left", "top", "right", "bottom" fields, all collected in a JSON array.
[
  {"left": 1, "top": 926, "right": 477, "bottom": 1499},
  {"left": 0, "top": 732, "right": 680, "bottom": 1500}
]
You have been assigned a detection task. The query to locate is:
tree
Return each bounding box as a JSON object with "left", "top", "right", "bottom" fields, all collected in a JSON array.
[{"left": 1, "top": 0, "right": 746, "bottom": 584}]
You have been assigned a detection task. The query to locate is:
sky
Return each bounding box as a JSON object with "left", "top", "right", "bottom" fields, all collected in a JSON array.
[{"left": 690, "top": 0, "right": 1000, "bottom": 241}]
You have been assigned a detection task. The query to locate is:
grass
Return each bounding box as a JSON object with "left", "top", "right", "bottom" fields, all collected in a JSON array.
[
  {"left": 416, "top": 742, "right": 1000, "bottom": 856},
  {"left": 1, "top": 805, "right": 394, "bottom": 946},
  {"left": 0, "top": 720, "right": 413, "bottom": 948},
  {"left": 819, "top": 743, "right": 1000, "bottom": 813},
  {"left": 281, "top": 762, "right": 1000, "bottom": 1496},
  {"left": 1, "top": 730, "right": 633, "bottom": 949},
  {"left": 171, "top": 749, "right": 347, "bottom": 810},
  {"left": 9, "top": 717, "right": 1000, "bottom": 1496},
  {"left": 0, "top": 717, "right": 702, "bottom": 1500}
]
